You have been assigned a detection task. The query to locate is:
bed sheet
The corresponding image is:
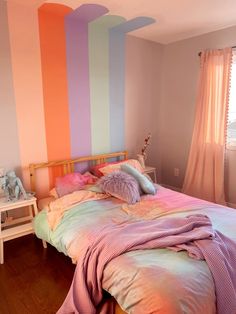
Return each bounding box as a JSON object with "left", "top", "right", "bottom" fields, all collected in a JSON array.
[{"left": 33, "top": 186, "right": 236, "bottom": 313}]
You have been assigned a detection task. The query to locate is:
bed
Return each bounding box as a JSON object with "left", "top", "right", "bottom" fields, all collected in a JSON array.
[{"left": 30, "top": 152, "right": 236, "bottom": 314}]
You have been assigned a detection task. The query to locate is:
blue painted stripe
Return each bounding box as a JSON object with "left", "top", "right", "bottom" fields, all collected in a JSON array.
[{"left": 109, "top": 17, "right": 155, "bottom": 152}]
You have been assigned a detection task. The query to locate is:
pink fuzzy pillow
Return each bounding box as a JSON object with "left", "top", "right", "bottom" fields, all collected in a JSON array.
[
  {"left": 98, "top": 171, "right": 140, "bottom": 204},
  {"left": 55, "top": 172, "right": 96, "bottom": 197}
]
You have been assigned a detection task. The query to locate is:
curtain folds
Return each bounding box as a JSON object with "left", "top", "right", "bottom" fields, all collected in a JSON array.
[{"left": 183, "top": 48, "right": 232, "bottom": 205}]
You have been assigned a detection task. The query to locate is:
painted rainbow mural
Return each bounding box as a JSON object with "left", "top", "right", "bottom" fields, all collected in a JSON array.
[{"left": 0, "top": 1, "right": 155, "bottom": 195}]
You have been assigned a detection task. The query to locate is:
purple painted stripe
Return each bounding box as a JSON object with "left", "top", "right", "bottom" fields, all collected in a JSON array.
[{"left": 65, "top": 4, "right": 108, "bottom": 167}]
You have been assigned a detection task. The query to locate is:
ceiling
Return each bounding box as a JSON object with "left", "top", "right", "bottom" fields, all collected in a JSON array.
[{"left": 10, "top": 0, "right": 236, "bottom": 44}]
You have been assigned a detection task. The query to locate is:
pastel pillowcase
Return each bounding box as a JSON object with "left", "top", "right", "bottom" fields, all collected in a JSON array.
[
  {"left": 121, "top": 164, "right": 156, "bottom": 195},
  {"left": 98, "top": 171, "right": 140, "bottom": 204},
  {"left": 99, "top": 159, "right": 144, "bottom": 176},
  {"left": 55, "top": 172, "right": 96, "bottom": 198},
  {"left": 90, "top": 161, "right": 118, "bottom": 178},
  {"left": 49, "top": 188, "right": 59, "bottom": 199}
]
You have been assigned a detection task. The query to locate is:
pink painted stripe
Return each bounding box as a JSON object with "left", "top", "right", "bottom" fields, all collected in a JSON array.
[
  {"left": 0, "top": 0, "right": 21, "bottom": 173},
  {"left": 7, "top": 1, "right": 49, "bottom": 196}
]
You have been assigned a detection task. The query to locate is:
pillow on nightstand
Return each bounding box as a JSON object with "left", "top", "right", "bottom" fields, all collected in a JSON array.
[{"left": 121, "top": 164, "right": 156, "bottom": 195}]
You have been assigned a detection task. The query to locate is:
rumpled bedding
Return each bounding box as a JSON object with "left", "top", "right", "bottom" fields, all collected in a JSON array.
[
  {"left": 34, "top": 185, "right": 236, "bottom": 314},
  {"left": 45, "top": 189, "right": 108, "bottom": 230},
  {"left": 57, "top": 214, "right": 236, "bottom": 314}
]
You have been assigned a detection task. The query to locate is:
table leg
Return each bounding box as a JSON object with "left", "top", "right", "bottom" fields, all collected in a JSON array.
[
  {"left": 154, "top": 170, "right": 157, "bottom": 183},
  {"left": 0, "top": 239, "right": 3, "bottom": 264},
  {"left": 33, "top": 201, "right": 38, "bottom": 215},
  {"left": 29, "top": 204, "right": 33, "bottom": 220}
]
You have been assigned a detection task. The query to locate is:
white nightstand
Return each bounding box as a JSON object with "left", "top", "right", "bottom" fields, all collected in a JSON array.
[
  {"left": 0, "top": 196, "right": 38, "bottom": 264},
  {"left": 143, "top": 166, "right": 157, "bottom": 183}
]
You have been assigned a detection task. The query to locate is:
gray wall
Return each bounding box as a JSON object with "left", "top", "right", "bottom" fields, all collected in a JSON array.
[{"left": 160, "top": 25, "right": 236, "bottom": 205}]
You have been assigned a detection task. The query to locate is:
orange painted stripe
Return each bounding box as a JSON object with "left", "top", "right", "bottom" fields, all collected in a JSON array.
[{"left": 38, "top": 4, "right": 72, "bottom": 188}]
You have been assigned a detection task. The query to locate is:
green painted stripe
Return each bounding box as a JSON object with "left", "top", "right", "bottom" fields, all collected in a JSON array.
[{"left": 89, "top": 15, "right": 125, "bottom": 155}]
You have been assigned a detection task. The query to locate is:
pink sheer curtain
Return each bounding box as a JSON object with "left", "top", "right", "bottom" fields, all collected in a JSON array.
[{"left": 182, "top": 48, "right": 232, "bottom": 205}]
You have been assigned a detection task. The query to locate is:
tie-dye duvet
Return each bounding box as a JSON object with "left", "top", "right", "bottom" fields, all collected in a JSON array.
[{"left": 34, "top": 185, "right": 236, "bottom": 314}]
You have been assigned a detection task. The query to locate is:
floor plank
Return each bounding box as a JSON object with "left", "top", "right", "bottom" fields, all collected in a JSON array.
[{"left": 0, "top": 235, "right": 75, "bottom": 314}]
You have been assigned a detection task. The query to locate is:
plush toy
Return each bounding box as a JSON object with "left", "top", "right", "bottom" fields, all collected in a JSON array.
[{"left": 3, "top": 171, "right": 27, "bottom": 201}]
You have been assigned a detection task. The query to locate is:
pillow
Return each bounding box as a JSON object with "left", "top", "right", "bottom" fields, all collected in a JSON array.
[
  {"left": 99, "top": 159, "right": 144, "bottom": 176},
  {"left": 90, "top": 162, "right": 109, "bottom": 177},
  {"left": 49, "top": 188, "right": 59, "bottom": 199},
  {"left": 121, "top": 164, "right": 156, "bottom": 195},
  {"left": 38, "top": 196, "right": 55, "bottom": 211},
  {"left": 90, "top": 162, "right": 118, "bottom": 178},
  {"left": 98, "top": 171, "right": 140, "bottom": 204},
  {"left": 55, "top": 172, "right": 95, "bottom": 197},
  {"left": 83, "top": 171, "right": 99, "bottom": 183}
]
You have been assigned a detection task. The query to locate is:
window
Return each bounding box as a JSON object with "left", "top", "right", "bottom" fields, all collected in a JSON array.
[{"left": 227, "top": 50, "right": 236, "bottom": 147}]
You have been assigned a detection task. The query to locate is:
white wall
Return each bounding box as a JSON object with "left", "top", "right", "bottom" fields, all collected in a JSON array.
[
  {"left": 160, "top": 25, "right": 236, "bottom": 205},
  {"left": 125, "top": 35, "right": 163, "bottom": 182}
]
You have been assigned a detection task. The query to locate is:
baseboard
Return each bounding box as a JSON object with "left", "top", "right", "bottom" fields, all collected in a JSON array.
[
  {"left": 161, "top": 184, "right": 182, "bottom": 192},
  {"left": 227, "top": 202, "right": 236, "bottom": 209}
]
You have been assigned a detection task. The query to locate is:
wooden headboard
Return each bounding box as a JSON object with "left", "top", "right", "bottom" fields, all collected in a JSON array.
[{"left": 29, "top": 151, "right": 128, "bottom": 193}]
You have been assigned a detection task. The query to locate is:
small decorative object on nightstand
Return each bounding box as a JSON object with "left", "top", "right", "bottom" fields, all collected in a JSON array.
[
  {"left": 0, "top": 196, "right": 38, "bottom": 264},
  {"left": 3, "top": 170, "right": 27, "bottom": 201},
  {"left": 143, "top": 166, "right": 157, "bottom": 183},
  {"left": 0, "top": 168, "right": 6, "bottom": 198},
  {"left": 137, "top": 133, "right": 152, "bottom": 168}
]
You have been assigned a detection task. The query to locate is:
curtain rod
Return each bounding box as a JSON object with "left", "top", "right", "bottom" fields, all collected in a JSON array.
[{"left": 198, "top": 45, "right": 236, "bottom": 56}]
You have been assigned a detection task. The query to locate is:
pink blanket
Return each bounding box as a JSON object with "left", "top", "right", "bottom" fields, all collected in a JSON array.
[{"left": 57, "top": 214, "right": 236, "bottom": 314}]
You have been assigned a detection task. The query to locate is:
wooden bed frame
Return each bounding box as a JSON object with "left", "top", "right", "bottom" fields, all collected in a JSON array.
[
  {"left": 29, "top": 150, "right": 128, "bottom": 194},
  {"left": 29, "top": 151, "right": 128, "bottom": 314}
]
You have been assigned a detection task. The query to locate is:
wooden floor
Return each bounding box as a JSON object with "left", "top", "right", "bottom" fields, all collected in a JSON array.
[{"left": 0, "top": 235, "right": 75, "bottom": 314}]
